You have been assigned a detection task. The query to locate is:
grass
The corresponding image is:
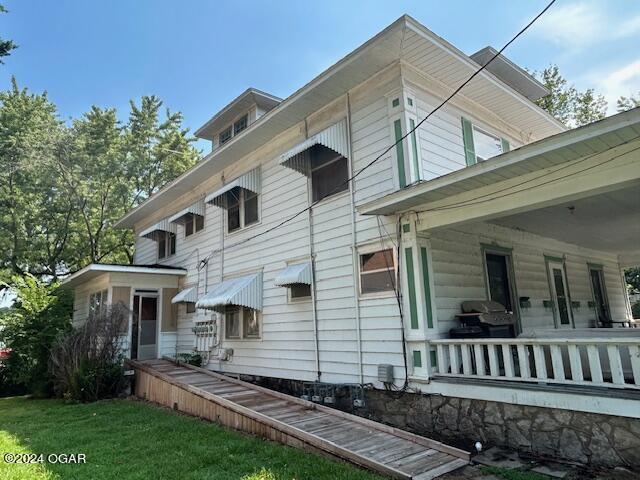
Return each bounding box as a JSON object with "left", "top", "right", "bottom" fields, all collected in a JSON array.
[
  {"left": 0, "top": 396, "right": 383, "bottom": 480},
  {"left": 480, "top": 466, "right": 552, "bottom": 480}
]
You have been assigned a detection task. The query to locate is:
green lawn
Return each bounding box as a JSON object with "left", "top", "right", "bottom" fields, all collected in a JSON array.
[{"left": 0, "top": 396, "right": 383, "bottom": 480}]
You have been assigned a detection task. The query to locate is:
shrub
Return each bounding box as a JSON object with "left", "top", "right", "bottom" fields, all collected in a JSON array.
[
  {"left": 177, "top": 352, "right": 203, "bottom": 367},
  {"left": 0, "top": 274, "right": 72, "bottom": 397},
  {"left": 50, "top": 304, "right": 128, "bottom": 402}
]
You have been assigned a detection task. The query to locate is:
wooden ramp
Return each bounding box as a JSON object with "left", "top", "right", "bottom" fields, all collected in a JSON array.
[{"left": 129, "top": 359, "right": 469, "bottom": 479}]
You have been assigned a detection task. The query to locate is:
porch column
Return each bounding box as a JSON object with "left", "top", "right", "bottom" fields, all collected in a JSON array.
[{"left": 400, "top": 214, "right": 437, "bottom": 379}]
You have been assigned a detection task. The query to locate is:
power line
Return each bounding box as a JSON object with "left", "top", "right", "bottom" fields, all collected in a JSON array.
[{"left": 198, "top": 0, "right": 557, "bottom": 269}]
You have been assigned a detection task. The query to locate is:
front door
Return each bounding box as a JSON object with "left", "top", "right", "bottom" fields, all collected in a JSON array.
[
  {"left": 547, "top": 260, "right": 573, "bottom": 328},
  {"left": 132, "top": 294, "right": 158, "bottom": 360},
  {"left": 589, "top": 267, "right": 611, "bottom": 325},
  {"left": 485, "top": 253, "right": 515, "bottom": 313}
]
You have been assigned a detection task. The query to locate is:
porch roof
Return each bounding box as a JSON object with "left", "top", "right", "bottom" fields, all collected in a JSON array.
[
  {"left": 61, "top": 264, "right": 187, "bottom": 289},
  {"left": 358, "top": 108, "right": 640, "bottom": 216}
]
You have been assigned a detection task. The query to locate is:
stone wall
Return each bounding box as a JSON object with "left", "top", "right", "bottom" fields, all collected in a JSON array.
[
  {"left": 246, "top": 374, "right": 640, "bottom": 468},
  {"left": 361, "top": 390, "right": 640, "bottom": 468}
]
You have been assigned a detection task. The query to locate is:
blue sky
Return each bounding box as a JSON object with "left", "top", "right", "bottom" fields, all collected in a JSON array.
[{"left": 2, "top": 0, "right": 640, "bottom": 152}]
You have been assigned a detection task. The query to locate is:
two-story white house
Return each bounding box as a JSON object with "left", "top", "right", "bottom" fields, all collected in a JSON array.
[{"left": 63, "top": 16, "right": 640, "bottom": 466}]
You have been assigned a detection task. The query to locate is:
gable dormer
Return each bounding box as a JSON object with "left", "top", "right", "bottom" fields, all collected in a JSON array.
[{"left": 195, "top": 88, "right": 281, "bottom": 151}]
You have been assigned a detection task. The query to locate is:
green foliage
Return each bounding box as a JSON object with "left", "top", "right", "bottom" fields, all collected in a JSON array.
[
  {"left": 480, "top": 466, "right": 549, "bottom": 480},
  {"left": 632, "top": 302, "right": 640, "bottom": 320},
  {"left": 0, "top": 5, "right": 17, "bottom": 64},
  {"left": 0, "top": 274, "right": 72, "bottom": 397},
  {"left": 627, "top": 267, "right": 640, "bottom": 294},
  {"left": 66, "top": 359, "right": 125, "bottom": 402},
  {"left": 177, "top": 352, "right": 203, "bottom": 367},
  {"left": 534, "top": 65, "right": 607, "bottom": 127},
  {"left": 617, "top": 93, "right": 640, "bottom": 112}
]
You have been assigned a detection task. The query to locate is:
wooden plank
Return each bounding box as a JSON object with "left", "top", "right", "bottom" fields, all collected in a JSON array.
[
  {"left": 516, "top": 344, "right": 530, "bottom": 379},
  {"left": 607, "top": 345, "right": 625, "bottom": 385},
  {"left": 473, "top": 344, "right": 486, "bottom": 376},
  {"left": 567, "top": 344, "right": 583, "bottom": 382},
  {"left": 502, "top": 344, "right": 515, "bottom": 379},
  {"left": 587, "top": 345, "right": 604, "bottom": 383},
  {"left": 487, "top": 344, "right": 499, "bottom": 377},
  {"left": 532, "top": 345, "right": 547, "bottom": 380},
  {"left": 629, "top": 345, "right": 640, "bottom": 385},
  {"left": 413, "top": 458, "right": 469, "bottom": 480},
  {"left": 550, "top": 345, "right": 565, "bottom": 381}
]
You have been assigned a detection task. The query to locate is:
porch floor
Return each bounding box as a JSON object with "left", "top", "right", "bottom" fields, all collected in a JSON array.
[{"left": 130, "top": 359, "right": 470, "bottom": 479}]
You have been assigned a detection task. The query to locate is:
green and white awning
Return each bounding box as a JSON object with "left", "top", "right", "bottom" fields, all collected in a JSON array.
[
  {"left": 205, "top": 167, "right": 261, "bottom": 209},
  {"left": 196, "top": 272, "right": 262, "bottom": 312},
  {"left": 168, "top": 199, "right": 206, "bottom": 224},
  {"left": 138, "top": 219, "right": 176, "bottom": 240},
  {"left": 171, "top": 287, "right": 198, "bottom": 304},
  {"left": 274, "top": 262, "right": 312, "bottom": 286},
  {"left": 280, "top": 119, "right": 349, "bottom": 176}
]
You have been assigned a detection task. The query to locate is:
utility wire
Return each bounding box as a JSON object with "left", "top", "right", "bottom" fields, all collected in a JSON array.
[{"left": 198, "top": 0, "right": 557, "bottom": 270}]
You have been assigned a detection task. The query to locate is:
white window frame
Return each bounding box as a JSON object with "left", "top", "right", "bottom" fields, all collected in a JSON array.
[
  {"left": 288, "top": 283, "right": 312, "bottom": 303},
  {"left": 233, "top": 114, "right": 248, "bottom": 135},
  {"left": 184, "top": 213, "right": 205, "bottom": 238},
  {"left": 157, "top": 231, "right": 176, "bottom": 261},
  {"left": 357, "top": 242, "right": 398, "bottom": 299},
  {"left": 309, "top": 149, "right": 349, "bottom": 203},
  {"left": 217, "top": 112, "right": 251, "bottom": 148},
  {"left": 226, "top": 188, "right": 260, "bottom": 234},
  {"left": 472, "top": 125, "right": 503, "bottom": 162},
  {"left": 219, "top": 126, "right": 232, "bottom": 145},
  {"left": 89, "top": 289, "right": 109, "bottom": 319},
  {"left": 224, "top": 306, "right": 261, "bottom": 340}
]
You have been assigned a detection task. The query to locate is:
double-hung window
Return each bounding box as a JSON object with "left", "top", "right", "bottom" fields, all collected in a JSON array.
[
  {"left": 227, "top": 187, "right": 259, "bottom": 233},
  {"left": 359, "top": 248, "right": 397, "bottom": 294},
  {"left": 472, "top": 127, "right": 503, "bottom": 162},
  {"left": 225, "top": 306, "right": 260, "bottom": 339},
  {"left": 233, "top": 114, "right": 248, "bottom": 135},
  {"left": 89, "top": 289, "right": 108, "bottom": 319},
  {"left": 219, "top": 126, "right": 232, "bottom": 145},
  {"left": 157, "top": 231, "right": 176, "bottom": 259},
  {"left": 310, "top": 145, "right": 349, "bottom": 202},
  {"left": 184, "top": 213, "right": 204, "bottom": 237}
]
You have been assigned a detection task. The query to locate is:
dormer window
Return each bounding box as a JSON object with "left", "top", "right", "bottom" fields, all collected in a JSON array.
[
  {"left": 219, "top": 126, "right": 232, "bottom": 145},
  {"left": 234, "top": 115, "right": 248, "bottom": 135}
]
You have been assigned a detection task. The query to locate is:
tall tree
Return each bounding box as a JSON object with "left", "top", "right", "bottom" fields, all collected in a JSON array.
[
  {"left": 0, "top": 5, "right": 17, "bottom": 63},
  {"left": 617, "top": 93, "right": 640, "bottom": 112},
  {"left": 534, "top": 65, "right": 607, "bottom": 127}
]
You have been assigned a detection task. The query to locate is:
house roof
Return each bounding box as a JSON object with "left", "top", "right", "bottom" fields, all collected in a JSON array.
[
  {"left": 194, "top": 88, "right": 282, "bottom": 140},
  {"left": 358, "top": 107, "right": 640, "bottom": 216},
  {"left": 61, "top": 264, "right": 187, "bottom": 288},
  {"left": 115, "top": 14, "right": 564, "bottom": 230}
]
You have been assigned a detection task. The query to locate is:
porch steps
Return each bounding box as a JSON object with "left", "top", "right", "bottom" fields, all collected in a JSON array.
[{"left": 129, "top": 359, "right": 470, "bottom": 479}]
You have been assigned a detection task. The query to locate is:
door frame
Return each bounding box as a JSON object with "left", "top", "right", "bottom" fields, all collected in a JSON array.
[
  {"left": 544, "top": 255, "right": 574, "bottom": 329},
  {"left": 481, "top": 243, "right": 522, "bottom": 334},
  {"left": 132, "top": 290, "right": 160, "bottom": 360},
  {"left": 587, "top": 263, "right": 611, "bottom": 325}
]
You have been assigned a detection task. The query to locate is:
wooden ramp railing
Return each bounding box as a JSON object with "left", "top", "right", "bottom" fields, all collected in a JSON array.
[{"left": 128, "top": 358, "right": 469, "bottom": 479}]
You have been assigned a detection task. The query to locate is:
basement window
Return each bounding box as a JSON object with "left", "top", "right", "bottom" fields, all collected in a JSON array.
[
  {"left": 310, "top": 145, "right": 349, "bottom": 202},
  {"left": 225, "top": 306, "right": 260, "bottom": 339},
  {"left": 157, "top": 231, "right": 177, "bottom": 259},
  {"left": 359, "top": 249, "right": 397, "bottom": 294}
]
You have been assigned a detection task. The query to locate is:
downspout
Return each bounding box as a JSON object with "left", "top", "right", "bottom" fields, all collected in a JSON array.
[
  {"left": 305, "top": 118, "right": 321, "bottom": 382},
  {"left": 346, "top": 92, "right": 364, "bottom": 385}
]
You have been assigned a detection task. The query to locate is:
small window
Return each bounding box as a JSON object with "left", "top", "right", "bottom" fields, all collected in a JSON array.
[
  {"left": 472, "top": 127, "right": 502, "bottom": 162},
  {"left": 226, "top": 187, "right": 259, "bottom": 233},
  {"left": 186, "top": 302, "right": 196, "bottom": 314},
  {"left": 225, "top": 306, "right": 260, "bottom": 339},
  {"left": 310, "top": 145, "right": 349, "bottom": 202},
  {"left": 360, "top": 249, "right": 396, "bottom": 294},
  {"left": 219, "top": 126, "right": 232, "bottom": 145},
  {"left": 157, "top": 231, "right": 176, "bottom": 259},
  {"left": 234, "top": 115, "right": 248, "bottom": 135},
  {"left": 184, "top": 214, "right": 204, "bottom": 237},
  {"left": 89, "top": 289, "right": 108, "bottom": 319},
  {"left": 290, "top": 283, "right": 311, "bottom": 299}
]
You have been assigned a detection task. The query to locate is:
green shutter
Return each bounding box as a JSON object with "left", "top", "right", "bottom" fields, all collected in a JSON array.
[
  {"left": 405, "top": 247, "right": 419, "bottom": 329},
  {"left": 501, "top": 138, "right": 510, "bottom": 153},
  {"left": 461, "top": 117, "right": 476, "bottom": 166},
  {"left": 412, "top": 350, "right": 422, "bottom": 368},
  {"left": 394, "top": 119, "right": 407, "bottom": 188},
  {"left": 420, "top": 247, "right": 434, "bottom": 328},
  {"left": 410, "top": 118, "right": 420, "bottom": 182}
]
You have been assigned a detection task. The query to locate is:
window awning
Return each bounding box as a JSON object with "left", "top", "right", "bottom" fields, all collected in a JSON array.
[
  {"left": 195, "top": 272, "right": 262, "bottom": 312},
  {"left": 205, "top": 167, "right": 261, "bottom": 208},
  {"left": 274, "top": 262, "right": 312, "bottom": 287},
  {"left": 168, "top": 199, "right": 206, "bottom": 224},
  {"left": 171, "top": 287, "right": 198, "bottom": 304},
  {"left": 139, "top": 219, "right": 176, "bottom": 240},
  {"left": 279, "top": 119, "right": 349, "bottom": 176}
]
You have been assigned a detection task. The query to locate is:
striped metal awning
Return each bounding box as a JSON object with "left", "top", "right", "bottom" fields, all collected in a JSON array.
[
  {"left": 280, "top": 119, "right": 349, "bottom": 176},
  {"left": 168, "top": 199, "right": 206, "bottom": 224},
  {"left": 274, "top": 262, "right": 312, "bottom": 287},
  {"left": 138, "top": 218, "right": 177, "bottom": 240},
  {"left": 196, "top": 272, "right": 262, "bottom": 312},
  {"left": 205, "top": 167, "right": 261, "bottom": 209},
  {"left": 171, "top": 287, "right": 198, "bottom": 304}
]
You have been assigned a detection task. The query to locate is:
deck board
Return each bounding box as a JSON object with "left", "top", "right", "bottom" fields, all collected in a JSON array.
[{"left": 130, "top": 359, "right": 469, "bottom": 479}]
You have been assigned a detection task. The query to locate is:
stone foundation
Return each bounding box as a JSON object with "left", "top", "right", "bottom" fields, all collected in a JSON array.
[{"left": 244, "top": 375, "right": 640, "bottom": 468}]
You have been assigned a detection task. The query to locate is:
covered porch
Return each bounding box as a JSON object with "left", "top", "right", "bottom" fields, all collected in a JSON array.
[
  {"left": 62, "top": 264, "right": 187, "bottom": 360},
  {"left": 359, "top": 109, "right": 640, "bottom": 412}
]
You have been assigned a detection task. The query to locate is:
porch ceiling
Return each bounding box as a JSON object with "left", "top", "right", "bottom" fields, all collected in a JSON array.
[{"left": 492, "top": 186, "right": 640, "bottom": 265}]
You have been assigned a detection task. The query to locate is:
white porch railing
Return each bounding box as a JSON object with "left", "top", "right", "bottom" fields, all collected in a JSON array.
[{"left": 428, "top": 338, "right": 640, "bottom": 389}]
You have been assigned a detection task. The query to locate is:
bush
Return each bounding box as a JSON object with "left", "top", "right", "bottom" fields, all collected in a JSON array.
[
  {"left": 177, "top": 352, "right": 203, "bottom": 367},
  {"left": 49, "top": 304, "right": 128, "bottom": 402},
  {"left": 632, "top": 301, "right": 640, "bottom": 320},
  {"left": 0, "top": 274, "right": 72, "bottom": 397}
]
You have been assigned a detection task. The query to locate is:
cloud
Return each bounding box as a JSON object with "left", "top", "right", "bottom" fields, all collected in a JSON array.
[
  {"left": 586, "top": 59, "right": 640, "bottom": 109},
  {"left": 534, "top": 2, "right": 640, "bottom": 50}
]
